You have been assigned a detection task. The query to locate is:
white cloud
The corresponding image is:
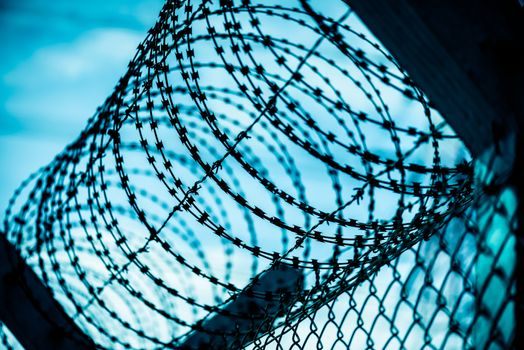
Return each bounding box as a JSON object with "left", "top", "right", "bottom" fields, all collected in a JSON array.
[{"left": 3, "top": 28, "right": 143, "bottom": 130}]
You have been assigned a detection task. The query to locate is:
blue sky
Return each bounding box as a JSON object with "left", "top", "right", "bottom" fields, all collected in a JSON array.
[{"left": 0, "top": 0, "right": 164, "bottom": 211}]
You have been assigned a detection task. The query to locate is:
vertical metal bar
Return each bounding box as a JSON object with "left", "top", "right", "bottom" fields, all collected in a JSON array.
[
  {"left": 345, "top": 1, "right": 523, "bottom": 348},
  {"left": 0, "top": 234, "right": 95, "bottom": 350}
]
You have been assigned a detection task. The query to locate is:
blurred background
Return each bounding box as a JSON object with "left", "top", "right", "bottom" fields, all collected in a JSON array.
[{"left": 0, "top": 0, "right": 164, "bottom": 212}]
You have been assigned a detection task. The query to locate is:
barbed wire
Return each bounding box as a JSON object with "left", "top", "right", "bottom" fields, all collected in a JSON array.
[{"left": 2, "top": 0, "right": 515, "bottom": 349}]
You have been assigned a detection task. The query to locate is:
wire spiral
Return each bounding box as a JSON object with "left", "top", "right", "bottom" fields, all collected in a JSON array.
[{"left": 3, "top": 1, "right": 494, "bottom": 349}]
